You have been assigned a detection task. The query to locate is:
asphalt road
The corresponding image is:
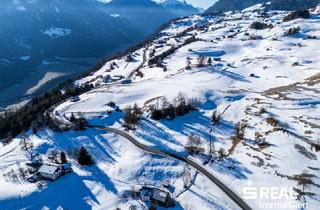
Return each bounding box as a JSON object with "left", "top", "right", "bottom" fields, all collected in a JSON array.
[{"left": 87, "top": 124, "right": 253, "bottom": 210}]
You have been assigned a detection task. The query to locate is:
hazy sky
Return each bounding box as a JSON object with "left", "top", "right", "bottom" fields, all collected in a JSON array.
[{"left": 185, "top": 0, "right": 215, "bottom": 9}]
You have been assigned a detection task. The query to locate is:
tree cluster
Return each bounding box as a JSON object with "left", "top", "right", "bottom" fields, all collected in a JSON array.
[
  {"left": 185, "top": 134, "right": 204, "bottom": 155},
  {"left": 125, "top": 54, "right": 135, "bottom": 62},
  {"left": 148, "top": 46, "right": 177, "bottom": 67},
  {"left": 284, "top": 26, "right": 300, "bottom": 36},
  {"left": 150, "top": 95, "right": 197, "bottom": 121},
  {"left": 250, "top": 21, "right": 273, "bottom": 30},
  {"left": 47, "top": 149, "right": 68, "bottom": 164},
  {"left": 123, "top": 103, "right": 143, "bottom": 129},
  {"left": 0, "top": 80, "right": 94, "bottom": 144},
  {"left": 148, "top": 36, "right": 196, "bottom": 67},
  {"left": 69, "top": 113, "right": 87, "bottom": 131}
]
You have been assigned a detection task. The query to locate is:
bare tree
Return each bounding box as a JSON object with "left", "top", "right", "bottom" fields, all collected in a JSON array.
[
  {"left": 132, "top": 103, "right": 142, "bottom": 116},
  {"left": 185, "top": 134, "right": 204, "bottom": 155},
  {"left": 208, "top": 128, "right": 215, "bottom": 159},
  {"left": 161, "top": 97, "right": 169, "bottom": 110},
  {"left": 20, "top": 134, "right": 34, "bottom": 161},
  {"left": 212, "top": 105, "right": 231, "bottom": 126},
  {"left": 217, "top": 148, "right": 226, "bottom": 161},
  {"left": 186, "top": 57, "right": 192, "bottom": 70},
  {"left": 235, "top": 122, "right": 247, "bottom": 139},
  {"left": 123, "top": 104, "right": 142, "bottom": 129},
  {"left": 48, "top": 149, "right": 59, "bottom": 163},
  {"left": 16, "top": 161, "right": 27, "bottom": 182},
  {"left": 197, "top": 55, "right": 206, "bottom": 67}
]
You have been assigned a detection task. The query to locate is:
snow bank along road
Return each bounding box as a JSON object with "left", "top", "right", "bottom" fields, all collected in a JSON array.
[{"left": 87, "top": 124, "right": 253, "bottom": 210}]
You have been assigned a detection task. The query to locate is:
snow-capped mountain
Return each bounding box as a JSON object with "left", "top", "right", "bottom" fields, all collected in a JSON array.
[
  {"left": 99, "top": 0, "right": 176, "bottom": 34},
  {"left": 1, "top": 4, "right": 320, "bottom": 210},
  {"left": 99, "top": 0, "right": 200, "bottom": 34},
  {"left": 159, "top": 0, "right": 200, "bottom": 17}
]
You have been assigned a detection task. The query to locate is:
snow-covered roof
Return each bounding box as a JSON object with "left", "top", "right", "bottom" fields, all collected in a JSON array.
[
  {"left": 152, "top": 188, "right": 168, "bottom": 203},
  {"left": 38, "top": 164, "right": 60, "bottom": 175}
]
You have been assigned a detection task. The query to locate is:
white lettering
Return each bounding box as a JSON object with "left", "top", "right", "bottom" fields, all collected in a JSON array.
[
  {"left": 270, "top": 187, "right": 279, "bottom": 199},
  {"left": 243, "top": 187, "right": 257, "bottom": 200},
  {"left": 260, "top": 187, "right": 270, "bottom": 199}
]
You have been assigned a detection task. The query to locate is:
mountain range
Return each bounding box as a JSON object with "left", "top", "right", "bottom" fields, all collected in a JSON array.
[
  {"left": 0, "top": 0, "right": 200, "bottom": 109},
  {"left": 159, "top": 0, "right": 200, "bottom": 17}
]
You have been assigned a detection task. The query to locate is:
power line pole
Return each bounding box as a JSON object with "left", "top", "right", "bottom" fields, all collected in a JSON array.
[
  {"left": 208, "top": 128, "right": 215, "bottom": 162},
  {"left": 209, "top": 128, "right": 213, "bottom": 154}
]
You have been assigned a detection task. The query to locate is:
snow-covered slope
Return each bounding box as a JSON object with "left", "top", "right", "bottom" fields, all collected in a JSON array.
[
  {"left": 1, "top": 5, "right": 320, "bottom": 210},
  {"left": 205, "top": 0, "right": 320, "bottom": 13},
  {"left": 205, "top": 0, "right": 266, "bottom": 13}
]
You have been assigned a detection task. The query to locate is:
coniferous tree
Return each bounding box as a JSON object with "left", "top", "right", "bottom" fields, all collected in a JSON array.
[
  {"left": 60, "top": 151, "right": 67, "bottom": 164},
  {"left": 77, "top": 147, "right": 93, "bottom": 165}
]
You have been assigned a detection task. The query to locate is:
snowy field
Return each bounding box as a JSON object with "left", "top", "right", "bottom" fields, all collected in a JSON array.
[{"left": 1, "top": 4, "right": 320, "bottom": 210}]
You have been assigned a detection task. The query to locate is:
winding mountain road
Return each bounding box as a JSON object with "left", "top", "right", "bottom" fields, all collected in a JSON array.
[
  {"left": 127, "top": 48, "right": 148, "bottom": 79},
  {"left": 47, "top": 44, "right": 252, "bottom": 210},
  {"left": 87, "top": 124, "right": 253, "bottom": 210}
]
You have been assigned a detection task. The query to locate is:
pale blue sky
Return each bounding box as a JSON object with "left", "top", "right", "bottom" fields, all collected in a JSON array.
[{"left": 186, "top": 0, "right": 216, "bottom": 9}]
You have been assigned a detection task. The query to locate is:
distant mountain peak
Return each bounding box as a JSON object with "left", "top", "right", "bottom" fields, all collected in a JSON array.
[
  {"left": 158, "top": 0, "right": 199, "bottom": 16},
  {"left": 159, "top": 0, "right": 189, "bottom": 6},
  {"left": 106, "top": 0, "right": 161, "bottom": 7}
]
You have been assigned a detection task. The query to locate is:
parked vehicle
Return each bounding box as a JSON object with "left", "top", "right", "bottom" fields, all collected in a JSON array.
[
  {"left": 62, "top": 163, "right": 72, "bottom": 173},
  {"left": 121, "top": 79, "right": 132, "bottom": 84},
  {"left": 70, "top": 96, "right": 80, "bottom": 102},
  {"left": 27, "top": 173, "right": 40, "bottom": 183}
]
